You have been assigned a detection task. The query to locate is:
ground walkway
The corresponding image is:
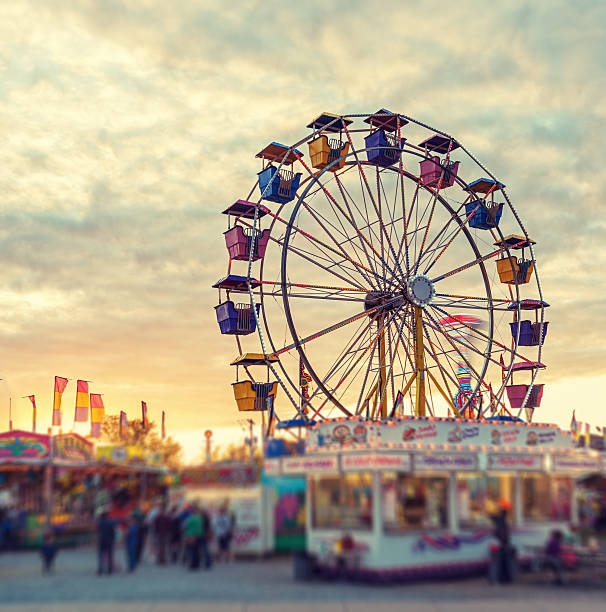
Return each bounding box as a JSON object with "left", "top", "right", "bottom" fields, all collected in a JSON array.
[{"left": 0, "top": 547, "right": 604, "bottom": 611}]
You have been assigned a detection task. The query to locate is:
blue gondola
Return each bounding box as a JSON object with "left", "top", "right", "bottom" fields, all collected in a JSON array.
[
  {"left": 258, "top": 165, "right": 302, "bottom": 204},
  {"left": 215, "top": 301, "right": 261, "bottom": 335},
  {"left": 465, "top": 199, "right": 504, "bottom": 230}
]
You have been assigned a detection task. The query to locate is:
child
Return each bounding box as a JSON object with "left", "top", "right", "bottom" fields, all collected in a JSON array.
[{"left": 40, "top": 529, "right": 58, "bottom": 574}]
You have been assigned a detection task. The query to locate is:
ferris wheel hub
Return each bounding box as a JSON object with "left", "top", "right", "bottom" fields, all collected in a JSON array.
[{"left": 406, "top": 274, "right": 435, "bottom": 307}]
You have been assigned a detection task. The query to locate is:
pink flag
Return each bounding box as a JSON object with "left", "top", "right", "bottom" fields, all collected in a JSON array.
[
  {"left": 74, "top": 380, "right": 89, "bottom": 422},
  {"left": 90, "top": 394, "right": 105, "bottom": 438},
  {"left": 52, "top": 376, "right": 69, "bottom": 427},
  {"left": 119, "top": 410, "right": 128, "bottom": 439},
  {"left": 141, "top": 401, "right": 149, "bottom": 430}
]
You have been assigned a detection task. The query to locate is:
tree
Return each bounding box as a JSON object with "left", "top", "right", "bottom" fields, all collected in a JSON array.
[{"left": 100, "top": 415, "right": 183, "bottom": 470}]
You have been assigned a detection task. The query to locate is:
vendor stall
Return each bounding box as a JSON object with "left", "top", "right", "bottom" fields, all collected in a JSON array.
[{"left": 269, "top": 417, "right": 602, "bottom": 580}]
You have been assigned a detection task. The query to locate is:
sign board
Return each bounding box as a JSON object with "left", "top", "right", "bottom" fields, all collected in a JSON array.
[
  {"left": 282, "top": 455, "right": 338, "bottom": 474},
  {"left": 53, "top": 433, "right": 94, "bottom": 463},
  {"left": 0, "top": 430, "right": 50, "bottom": 463},
  {"left": 308, "top": 418, "right": 573, "bottom": 452},
  {"left": 342, "top": 452, "right": 411, "bottom": 472},
  {"left": 182, "top": 464, "right": 258, "bottom": 486},
  {"left": 487, "top": 453, "right": 544, "bottom": 472},
  {"left": 263, "top": 458, "right": 281, "bottom": 475},
  {"left": 96, "top": 445, "right": 145, "bottom": 465},
  {"left": 414, "top": 452, "right": 478, "bottom": 471},
  {"left": 552, "top": 454, "right": 600, "bottom": 473}
]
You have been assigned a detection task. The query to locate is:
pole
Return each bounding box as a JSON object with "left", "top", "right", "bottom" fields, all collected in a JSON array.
[
  {"left": 9, "top": 396, "right": 12, "bottom": 431},
  {"left": 377, "top": 314, "right": 387, "bottom": 418},
  {"left": 414, "top": 306, "right": 426, "bottom": 416},
  {"left": 249, "top": 418, "right": 254, "bottom": 463},
  {"left": 44, "top": 433, "right": 54, "bottom": 529}
]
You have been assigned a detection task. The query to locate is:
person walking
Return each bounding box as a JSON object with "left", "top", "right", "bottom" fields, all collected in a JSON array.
[
  {"left": 214, "top": 503, "right": 235, "bottom": 563},
  {"left": 40, "top": 529, "right": 58, "bottom": 574},
  {"left": 169, "top": 506, "right": 182, "bottom": 564},
  {"left": 154, "top": 504, "right": 172, "bottom": 565},
  {"left": 97, "top": 509, "right": 116, "bottom": 575},
  {"left": 124, "top": 515, "right": 140, "bottom": 572},
  {"left": 183, "top": 503, "right": 203, "bottom": 570},
  {"left": 490, "top": 500, "right": 514, "bottom": 584},
  {"left": 200, "top": 506, "right": 213, "bottom": 569}
]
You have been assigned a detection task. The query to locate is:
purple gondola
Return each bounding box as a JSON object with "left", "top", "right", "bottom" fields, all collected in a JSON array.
[{"left": 224, "top": 226, "right": 271, "bottom": 262}]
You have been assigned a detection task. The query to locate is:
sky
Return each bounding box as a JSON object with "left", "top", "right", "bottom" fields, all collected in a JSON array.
[{"left": 0, "top": 1, "right": 604, "bottom": 463}]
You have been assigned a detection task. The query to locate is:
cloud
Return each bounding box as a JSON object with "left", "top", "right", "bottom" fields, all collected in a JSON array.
[{"left": 0, "top": 0, "right": 604, "bottom": 441}]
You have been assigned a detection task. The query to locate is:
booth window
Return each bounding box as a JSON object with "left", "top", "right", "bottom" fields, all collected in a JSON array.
[
  {"left": 522, "top": 475, "right": 571, "bottom": 522},
  {"left": 382, "top": 473, "right": 448, "bottom": 532},
  {"left": 311, "top": 474, "right": 372, "bottom": 530},
  {"left": 457, "top": 473, "right": 514, "bottom": 528}
]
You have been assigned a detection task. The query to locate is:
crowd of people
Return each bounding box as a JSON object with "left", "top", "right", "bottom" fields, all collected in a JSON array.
[{"left": 95, "top": 501, "right": 235, "bottom": 575}]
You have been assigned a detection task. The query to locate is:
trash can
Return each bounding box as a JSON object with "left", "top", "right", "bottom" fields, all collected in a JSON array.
[{"left": 293, "top": 551, "right": 314, "bottom": 581}]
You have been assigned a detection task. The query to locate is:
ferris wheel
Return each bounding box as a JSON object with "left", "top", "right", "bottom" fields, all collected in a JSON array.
[{"left": 213, "top": 110, "right": 548, "bottom": 432}]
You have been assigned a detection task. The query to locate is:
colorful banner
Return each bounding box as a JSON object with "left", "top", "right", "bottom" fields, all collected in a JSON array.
[
  {"left": 161, "top": 410, "right": 166, "bottom": 439},
  {"left": 52, "top": 376, "right": 69, "bottom": 427},
  {"left": 96, "top": 444, "right": 145, "bottom": 465},
  {"left": 74, "top": 380, "right": 89, "bottom": 422},
  {"left": 0, "top": 430, "right": 51, "bottom": 463},
  {"left": 90, "top": 394, "right": 105, "bottom": 438},
  {"left": 141, "top": 401, "right": 149, "bottom": 430},
  {"left": 307, "top": 417, "right": 574, "bottom": 453},
  {"left": 27, "top": 395, "right": 36, "bottom": 433},
  {"left": 119, "top": 410, "right": 128, "bottom": 439},
  {"left": 53, "top": 433, "right": 94, "bottom": 462}
]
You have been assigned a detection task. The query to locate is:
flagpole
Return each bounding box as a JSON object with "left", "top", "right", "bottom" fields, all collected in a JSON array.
[{"left": 9, "top": 396, "right": 12, "bottom": 431}]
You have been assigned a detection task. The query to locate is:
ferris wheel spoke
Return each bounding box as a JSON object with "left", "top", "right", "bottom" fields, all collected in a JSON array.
[
  {"left": 241, "top": 217, "right": 368, "bottom": 290},
  {"left": 421, "top": 202, "right": 481, "bottom": 276},
  {"left": 431, "top": 245, "right": 505, "bottom": 284},
  {"left": 338, "top": 181, "right": 406, "bottom": 291},
  {"left": 265, "top": 208, "right": 386, "bottom": 286},
  {"left": 300, "top": 200, "right": 378, "bottom": 289},
  {"left": 272, "top": 296, "right": 402, "bottom": 358},
  {"left": 415, "top": 201, "right": 467, "bottom": 274},
  {"left": 334, "top": 175, "right": 389, "bottom": 285},
  {"left": 309, "top": 304, "right": 405, "bottom": 419},
  {"left": 343, "top": 124, "right": 408, "bottom": 286},
  {"left": 294, "top": 149, "right": 389, "bottom": 283}
]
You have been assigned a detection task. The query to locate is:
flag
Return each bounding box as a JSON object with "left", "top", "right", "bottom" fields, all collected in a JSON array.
[
  {"left": 90, "top": 394, "right": 105, "bottom": 438},
  {"left": 299, "top": 357, "right": 312, "bottom": 400},
  {"left": 141, "top": 401, "right": 149, "bottom": 430},
  {"left": 390, "top": 391, "right": 404, "bottom": 418},
  {"left": 119, "top": 410, "right": 128, "bottom": 439},
  {"left": 499, "top": 354, "right": 506, "bottom": 382},
  {"left": 570, "top": 410, "right": 578, "bottom": 436},
  {"left": 52, "top": 376, "right": 69, "bottom": 427},
  {"left": 584, "top": 423, "right": 591, "bottom": 447},
  {"left": 74, "top": 380, "right": 89, "bottom": 422},
  {"left": 161, "top": 410, "right": 166, "bottom": 439},
  {"left": 27, "top": 396, "right": 36, "bottom": 433}
]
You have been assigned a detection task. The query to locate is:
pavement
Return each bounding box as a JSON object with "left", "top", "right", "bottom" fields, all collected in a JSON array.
[{"left": 0, "top": 547, "right": 605, "bottom": 611}]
